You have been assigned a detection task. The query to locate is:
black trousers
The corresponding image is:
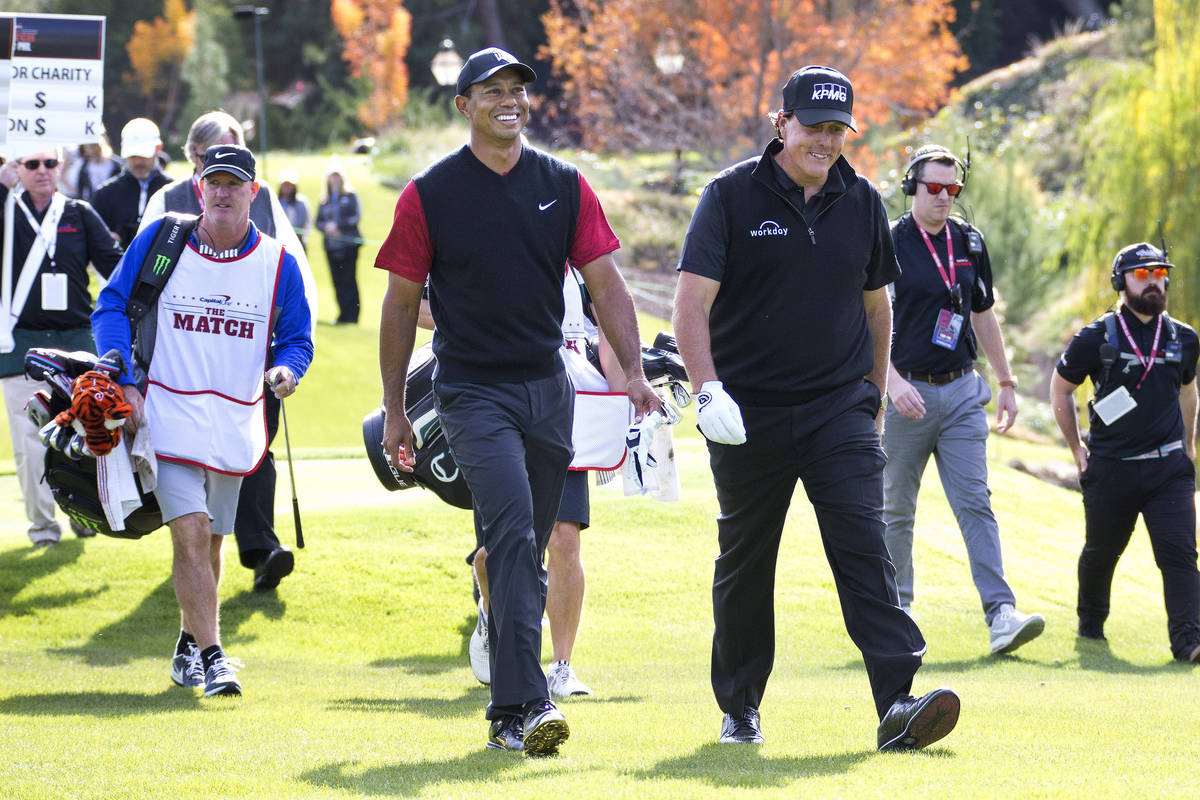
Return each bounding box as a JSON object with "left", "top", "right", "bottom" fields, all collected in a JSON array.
[
  {"left": 708, "top": 380, "right": 924, "bottom": 719},
  {"left": 1079, "top": 450, "right": 1200, "bottom": 658},
  {"left": 235, "top": 391, "right": 283, "bottom": 568},
  {"left": 325, "top": 245, "right": 360, "bottom": 323},
  {"left": 434, "top": 372, "right": 574, "bottom": 718}
]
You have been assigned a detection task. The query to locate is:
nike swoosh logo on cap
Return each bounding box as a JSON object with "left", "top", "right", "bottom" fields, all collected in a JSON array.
[
  {"left": 539, "top": 200, "right": 557, "bottom": 211},
  {"left": 214, "top": 152, "right": 235, "bottom": 159}
]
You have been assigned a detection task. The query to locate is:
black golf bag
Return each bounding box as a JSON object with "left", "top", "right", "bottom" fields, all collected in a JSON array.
[
  {"left": 362, "top": 345, "right": 473, "bottom": 509},
  {"left": 24, "top": 347, "right": 163, "bottom": 539}
]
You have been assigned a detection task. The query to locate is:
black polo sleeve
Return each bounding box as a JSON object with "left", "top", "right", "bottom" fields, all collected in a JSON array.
[
  {"left": 77, "top": 199, "right": 123, "bottom": 277},
  {"left": 1055, "top": 321, "right": 1105, "bottom": 387},
  {"left": 677, "top": 179, "right": 728, "bottom": 282}
]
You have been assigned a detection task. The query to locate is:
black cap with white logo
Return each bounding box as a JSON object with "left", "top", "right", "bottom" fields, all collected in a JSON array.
[
  {"left": 781, "top": 65, "right": 856, "bottom": 131},
  {"left": 456, "top": 47, "right": 537, "bottom": 96},
  {"left": 1112, "top": 242, "right": 1173, "bottom": 275},
  {"left": 200, "top": 144, "right": 256, "bottom": 182}
]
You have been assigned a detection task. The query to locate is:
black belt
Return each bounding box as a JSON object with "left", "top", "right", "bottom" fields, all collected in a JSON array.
[{"left": 901, "top": 365, "right": 973, "bottom": 386}]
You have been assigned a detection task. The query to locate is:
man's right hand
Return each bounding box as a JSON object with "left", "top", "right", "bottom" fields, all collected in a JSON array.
[
  {"left": 1072, "top": 443, "right": 1089, "bottom": 476},
  {"left": 696, "top": 380, "right": 746, "bottom": 445},
  {"left": 121, "top": 384, "right": 144, "bottom": 436},
  {"left": 889, "top": 374, "right": 926, "bottom": 419},
  {"left": 382, "top": 405, "right": 416, "bottom": 473}
]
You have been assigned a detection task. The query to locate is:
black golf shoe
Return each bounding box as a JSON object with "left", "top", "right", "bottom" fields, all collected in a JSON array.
[
  {"left": 719, "top": 706, "right": 764, "bottom": 744},
  {"left": 253, "top": 546, "right": 294, "bottom": 591},
  {"left": 486, "top": 715, "right": 524, "bottom": 751},
  {"left": 522, "top": 700, "right": 569, "bottom": 756},
  {"left": 877, "top": 688, "right": 960, "bottom": 752}
]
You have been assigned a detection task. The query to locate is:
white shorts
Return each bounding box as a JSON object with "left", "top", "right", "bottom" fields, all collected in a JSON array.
[{"left": 154, "top": 461, "right": 244, "bottom": 535}]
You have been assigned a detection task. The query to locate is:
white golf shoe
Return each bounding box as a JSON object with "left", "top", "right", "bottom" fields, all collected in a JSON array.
[{"left": 989, "top": 603, "right": 1045, "bottom": 655}]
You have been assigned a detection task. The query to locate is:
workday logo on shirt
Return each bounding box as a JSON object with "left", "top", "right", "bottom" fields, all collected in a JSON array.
[{"left": 749, "top": 220, "right": 789, "bottom": 238}]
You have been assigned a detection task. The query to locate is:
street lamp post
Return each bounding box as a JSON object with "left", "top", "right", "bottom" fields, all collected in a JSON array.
[
  {"left": 653, "top": 34, "right": 685, "bottom": 194},
  {"left": 233, "top": 5, "right": 270, "bottom": 176},
  {"left": 431, "top": 38, "right": 464, "bottom": 105}
]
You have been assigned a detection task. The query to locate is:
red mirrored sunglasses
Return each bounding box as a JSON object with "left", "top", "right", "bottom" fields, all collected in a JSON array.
[
  {"left": 920, "top": 180, "right": 962, "bottom": 197},
  {"left": 1130, "top": 267, "right": 1169, "bottom": 281}
]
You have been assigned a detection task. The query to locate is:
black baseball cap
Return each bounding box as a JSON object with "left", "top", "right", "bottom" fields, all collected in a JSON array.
[
  {"left": 456, "top": 47, "right": 537, "bottom": 96},
  {"left": 200, "top": 144, "right": 255, "bottom": 182},
  {"left": 1112, "top": 242, "right": 1173, "bottom": 275},
  {"left": 781, "top": 65, "right": 856, "bottom": 131}
]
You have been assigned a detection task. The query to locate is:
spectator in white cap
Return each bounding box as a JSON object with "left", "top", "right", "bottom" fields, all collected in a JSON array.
[{"left": 91, "top": 118, "right": 170, "bottom": 248}]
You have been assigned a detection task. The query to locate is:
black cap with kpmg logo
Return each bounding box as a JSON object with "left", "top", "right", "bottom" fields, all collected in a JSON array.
[
  {"left": 1112, "top": 242, "right": 1173, "bottom": 276},
  {"left": 781, "top": 65, "right": 856, "bottom": 131},
  {"left": 456, "top": 47, "right": 537, "bottom": 96},
  {"left": 200, "top": 144, "right": 256, "bottom": 183}
]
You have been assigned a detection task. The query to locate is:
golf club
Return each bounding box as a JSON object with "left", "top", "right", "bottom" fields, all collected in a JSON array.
[{"left": 274, "top": 380, "right": 304, "bottom": 549}]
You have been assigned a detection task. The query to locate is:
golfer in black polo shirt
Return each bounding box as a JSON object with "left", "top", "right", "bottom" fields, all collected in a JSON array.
[
  {"left": 375, "top": 48, "right": 660, "bottom": 756},
  {"left": 674, "top": 65, "right": 959, "bottom": 751},
  {"left": 1051, "top": 242, "right": 1200, "bottom": 662}
]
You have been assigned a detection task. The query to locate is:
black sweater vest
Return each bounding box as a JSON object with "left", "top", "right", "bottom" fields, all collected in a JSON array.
[{"left": 415, "top": 145, "right": 580, "bottom": 382}]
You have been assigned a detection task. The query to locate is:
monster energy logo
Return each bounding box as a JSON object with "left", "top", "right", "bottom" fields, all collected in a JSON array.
[{"left": 153, "top": 254, "right": 172, "bottom": 275}]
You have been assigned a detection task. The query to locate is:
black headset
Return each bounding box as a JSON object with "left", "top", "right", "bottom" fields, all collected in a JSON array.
[{"left": 901, "top": 144, "right": 968, "bottom": 197}]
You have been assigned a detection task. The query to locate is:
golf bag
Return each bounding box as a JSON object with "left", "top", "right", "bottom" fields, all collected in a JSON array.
[
  {"left": 362, "top": 345, "right": 473, "bottom": 509},
  {"left": 24, "top": 347, "right": 163, "bottom": 539}
]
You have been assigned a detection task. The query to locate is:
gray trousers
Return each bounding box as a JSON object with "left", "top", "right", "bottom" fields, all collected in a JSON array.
[
  {"left": 882, "top": 371, "right": 1015, "bottom": 622},
  {"left": 434, "top": 371, "right": 574, "bottom": 718}
]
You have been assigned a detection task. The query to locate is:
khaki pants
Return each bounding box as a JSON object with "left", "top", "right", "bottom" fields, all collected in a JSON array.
[{"left": 2, "top": 372, "right": 61, "bottom": 544}]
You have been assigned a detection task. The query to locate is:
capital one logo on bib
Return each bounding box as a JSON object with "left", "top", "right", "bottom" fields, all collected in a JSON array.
[{"left": 811, "top": 83, "right": 848, "bottom": 102}]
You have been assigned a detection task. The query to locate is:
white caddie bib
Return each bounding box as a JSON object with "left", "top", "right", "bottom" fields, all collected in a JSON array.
[
  {"left": 561, "top": 267, "right": 630, "bottom": 470},
  {"left": 145, "top": 234, "right": 283, "bottom": 474}
]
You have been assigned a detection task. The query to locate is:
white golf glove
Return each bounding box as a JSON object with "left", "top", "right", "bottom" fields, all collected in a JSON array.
[{"left": 696, "top": 380, "right": 746, "bottom": 445}]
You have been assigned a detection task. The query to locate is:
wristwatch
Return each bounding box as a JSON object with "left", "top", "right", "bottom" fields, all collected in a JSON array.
[{"left": 999, "top": 377, "right": 1018, "bottom": 389}]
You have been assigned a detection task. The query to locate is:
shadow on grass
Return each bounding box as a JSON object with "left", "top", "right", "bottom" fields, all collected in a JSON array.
[
  {"left": 0, "top": 688, "right": 202, "bottom": 716},
  {"left": 368, "top": 613, "right": 475, "bottom": 674},
  {"left": 329, "top": 689, "right": 486, "bottom": 718},
  {"left": 1068, "top": 637, "right": 1184, "bottom": 674},
  {"left": 222, "top": 587, "right": 287, "bottom": 644},
  {"left": 0, "top": 539, "right": 106, "bottom": 617},
  {"left": 635, "top": 742, "right": 877, "bottom": 787},
  {"left": 300, "top": 752, "right": 542, "bottom": 796},
  {"left": 48, "top": 578, "right": 178, "bottom": 666}
]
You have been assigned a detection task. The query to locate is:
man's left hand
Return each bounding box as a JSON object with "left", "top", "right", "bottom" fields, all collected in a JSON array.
[
  {"left": 995, "top": 385, "right": 1018, "bottom": 434},
  {"left": 625, "top": 376, "right": 663, "bottom": 422},
  {"left": 266, "top": 366, "right": 297, "bottom": 398}
]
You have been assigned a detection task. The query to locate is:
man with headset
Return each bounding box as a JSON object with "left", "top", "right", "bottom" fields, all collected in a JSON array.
[
  {"left": 883, "top": 144, "right": 1045, "bottom": 655},
  {"left": 1051, "top": 242, "right": 1200, "bottom": 662}
]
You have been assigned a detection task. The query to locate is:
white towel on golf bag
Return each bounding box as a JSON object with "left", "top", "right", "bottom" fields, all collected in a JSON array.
[
  {"left": 622, "top": 411, "right": 680, "bottom": 502},
  {"left": 96, "top": 429, "right": 158, "bottom": 530}
]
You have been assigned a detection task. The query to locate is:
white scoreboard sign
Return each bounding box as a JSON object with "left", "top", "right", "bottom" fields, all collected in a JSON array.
[{"left": 1, "top": 13, "right": 105, "bottom": 156}]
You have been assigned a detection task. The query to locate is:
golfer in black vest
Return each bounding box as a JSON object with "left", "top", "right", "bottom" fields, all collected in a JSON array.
[
  {"left": 375, "top": 48, "right": 660, "bottom": 756},
  {"left": 1051, "top": 242, "right": 1200, "bottom": 662},
  {"left": 674, "top": 65, "right": 959, "bottom": 751}
]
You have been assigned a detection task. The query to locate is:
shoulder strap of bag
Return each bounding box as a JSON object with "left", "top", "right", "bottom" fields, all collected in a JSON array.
[{"left": 126, "top": 212, "right": 198, "bottom": 323}]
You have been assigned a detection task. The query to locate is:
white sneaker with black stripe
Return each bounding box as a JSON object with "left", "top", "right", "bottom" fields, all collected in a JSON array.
[
  {"left": 547, "top": 660, "right": 592, "bottom": 698},
  {"left": 203, "top": 653, "right": 243, "bottom": 697}
]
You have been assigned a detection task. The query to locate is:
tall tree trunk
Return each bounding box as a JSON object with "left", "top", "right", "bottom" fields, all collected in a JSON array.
[{"left": 477, "top": 0, "right": 507, "bottom": 49}]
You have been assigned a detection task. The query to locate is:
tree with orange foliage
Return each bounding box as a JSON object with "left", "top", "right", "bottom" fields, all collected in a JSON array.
[
  {"left": 331, "top": 0, "right": 412, "bottom": 131},
  {"left": 540, "top": 0, "right": 966, "bottom": 155},
  {"left": 125, "top": 0, "right": 195, "bottom": 133}
]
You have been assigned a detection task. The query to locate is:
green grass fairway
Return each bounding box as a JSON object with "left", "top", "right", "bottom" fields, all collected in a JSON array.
[{"left": 2, "top": 426, "right": 1199, "bottom": 798}]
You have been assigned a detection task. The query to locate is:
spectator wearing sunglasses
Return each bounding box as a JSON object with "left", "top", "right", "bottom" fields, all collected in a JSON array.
[
  {"left": 0, "top": 148, "right": 123, "bottom": 546},
  {"left": 883, "top": 144, "right": 1045, "bottom": 656},
  {"left": 1051, "top": 243, "right": 1200, "bottom": 663}
]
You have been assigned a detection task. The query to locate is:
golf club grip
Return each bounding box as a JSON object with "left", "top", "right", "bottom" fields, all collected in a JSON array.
[{"left": 293, "top": 497, "right": 304, "bottom": 548}]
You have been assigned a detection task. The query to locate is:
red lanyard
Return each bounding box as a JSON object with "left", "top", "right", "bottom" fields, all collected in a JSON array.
[
  {"left": 1116, "top": 311, "right": 1163, "bottom": 390},
  {"left": 919, "top": 225, "right": 955, "bottom": 292}
]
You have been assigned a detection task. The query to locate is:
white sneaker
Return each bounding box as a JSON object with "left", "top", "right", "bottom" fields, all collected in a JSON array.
[
  {"left": 547, "top": 660, "right": 592, "bottom": 698},
  {"left": 469, "top": 600, "right": 490, "bottom": 685},
  {"left": 989, "top": 603, "right": 1045, "bottom": 655}
]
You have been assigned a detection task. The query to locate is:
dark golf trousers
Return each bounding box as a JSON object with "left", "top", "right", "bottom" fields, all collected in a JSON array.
[
  {"left": 434, "top": 372, "right": 574, "bottom": 719},
  {"left": 325, "top": 245, "right": 360, "bottom": 324},
  {"left": 235, "top": 390, "right": 283, "bottom": 569},
  {"left": 1079, "top": 450, "right": 1200, "bottom": 658},
  {"left": 709, "top": 380, "right": 925, "bottom": 720}
]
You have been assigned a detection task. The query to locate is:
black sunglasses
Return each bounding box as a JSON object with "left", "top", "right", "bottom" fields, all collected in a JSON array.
[{"left": 20, "top": 158, "right": 60, "bottom": 170}]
